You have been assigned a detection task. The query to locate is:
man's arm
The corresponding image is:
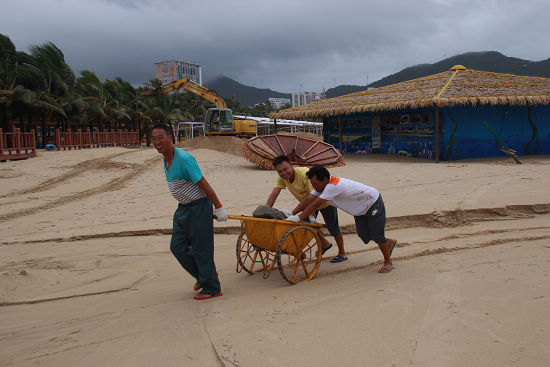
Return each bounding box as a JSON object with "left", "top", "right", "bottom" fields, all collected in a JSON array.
[
  {"left": 266, "top": 188, "right": 282, "bottom": 207},
  {"left": 197, "top": 177, "right": 223, "bottom": 209},
  {"left": 297, "top": 196, "right": 328, "bottom": 220},
  {"left": 292, "top": 194, "right": 317, "bottom": 215}
]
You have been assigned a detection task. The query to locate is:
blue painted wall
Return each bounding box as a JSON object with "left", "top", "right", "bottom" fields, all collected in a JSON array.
[
  {"left": 324, "top": 103, "right": 550, "bottom": 160},
  {"left": 440, "top": 104, "right": 550, "bottom": 160}
]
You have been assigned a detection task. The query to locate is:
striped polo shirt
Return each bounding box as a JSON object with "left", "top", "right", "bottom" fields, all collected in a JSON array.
[{"left": 164, "top": 147, "right": 206, "bottom": 205}]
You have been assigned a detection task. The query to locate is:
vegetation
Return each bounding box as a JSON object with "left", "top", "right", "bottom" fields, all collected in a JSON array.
[
  {"left": 0, "top": 34, "right": 275, "bottom": 146},
  {"left": 207, "top": 76, "right": 291, "bottom": 107},
  {"left": 325, "top": 51, "right": 550, "bottom": 99}
]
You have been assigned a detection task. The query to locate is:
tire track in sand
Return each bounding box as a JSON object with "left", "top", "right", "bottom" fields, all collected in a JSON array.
[
  {"left": 0, "top": 150, "right": 136, "bottom": 198},
  {"left": 2, "top": 203, "right": 549, "bottom": 245},
  {"left": 0, "top": 155, "right": 162, "bottom": 223},
  {"left": 316, "top": 233, "right": 550, "bottom": 278}
]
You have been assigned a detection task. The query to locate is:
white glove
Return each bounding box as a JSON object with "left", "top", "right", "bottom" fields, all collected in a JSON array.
[
  {"left": 308, "top": 215, "right": 317, "bottom": 223},
  {"left": 213, "top": 206, "right": 227, "bottom": 222},
  {"left": 285, "top": 215, "right": 300, "bottom": 222},
  {"left": 276, "top": 208, "right": 293, "bottom": 217}
]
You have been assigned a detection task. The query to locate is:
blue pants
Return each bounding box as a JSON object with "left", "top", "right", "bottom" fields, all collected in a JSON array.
[{"left": 170, "top": 198, "right": 221, "bottom": 294}]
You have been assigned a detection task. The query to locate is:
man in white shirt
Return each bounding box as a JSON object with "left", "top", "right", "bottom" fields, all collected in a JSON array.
[
  {"left": 287, "top": 165, "right": 398, "bottom": 273},
  {"left": 266, "top": 156, "right": 346, "bottom": 262}
]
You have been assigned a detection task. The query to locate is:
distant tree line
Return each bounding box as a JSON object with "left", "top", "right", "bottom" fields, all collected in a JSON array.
[{"left": 0, "top": 34, "right": 276, "bottom": 146}]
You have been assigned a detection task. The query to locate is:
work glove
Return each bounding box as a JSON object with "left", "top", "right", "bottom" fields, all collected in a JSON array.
[
  {"left": 213, "top": 206, "right": 227, "bottom": 222},
  {"left": 276, "top": 208, "right": 293, "bottom": 217},
  {"left": 285, "top": 215, "right": 300, "bottom": 222}
]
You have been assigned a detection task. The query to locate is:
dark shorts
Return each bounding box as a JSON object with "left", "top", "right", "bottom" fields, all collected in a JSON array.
[
  {"left": 354, "top": 195, "right": 386, "bottom": 245},
  {"left": 315, "top": 205, "right": 341, "bottom": 236}
]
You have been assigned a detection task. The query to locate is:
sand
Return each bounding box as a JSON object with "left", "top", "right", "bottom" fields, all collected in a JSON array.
[{"left": 1, "top": 145, "right": 549, "bottom": 366}]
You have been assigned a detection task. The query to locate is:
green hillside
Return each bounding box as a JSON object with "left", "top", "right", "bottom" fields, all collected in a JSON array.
[
  {"left": 205, "top": 76, "right": 291, "bottom": 107},
  {"left": 325, "top": 51, "right": 550, "bottom": 98}
]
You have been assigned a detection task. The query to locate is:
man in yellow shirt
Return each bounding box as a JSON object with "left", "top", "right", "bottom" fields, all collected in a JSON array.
[{"left": 266, "top": 156, "right": 347, "bottom": 262}]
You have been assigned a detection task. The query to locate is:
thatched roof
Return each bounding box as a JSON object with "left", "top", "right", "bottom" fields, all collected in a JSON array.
[{"left": 270, "top": 65, "right": 550, "bottom": 120}]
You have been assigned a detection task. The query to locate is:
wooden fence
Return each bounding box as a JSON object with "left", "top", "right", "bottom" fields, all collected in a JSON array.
[
  {"left": 55, "top": 129, "right": 140, "bottom": 150},
  {"left": 0, "top": 128, "right": 37, "bottom": 161}
]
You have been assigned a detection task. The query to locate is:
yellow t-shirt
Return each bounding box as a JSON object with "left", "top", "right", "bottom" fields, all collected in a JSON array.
[{"left": 274, "top": 167, "right": 329, "bottom": 209}]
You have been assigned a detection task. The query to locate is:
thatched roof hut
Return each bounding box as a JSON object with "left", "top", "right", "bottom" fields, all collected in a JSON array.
[
  {"left": 270, "top": 66, "right": 550, "bottom": 161},
  {"left": 270, "top": 65, "right": 550, "bottom": 120}
]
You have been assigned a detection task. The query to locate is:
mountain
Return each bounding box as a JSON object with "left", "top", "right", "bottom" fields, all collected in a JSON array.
[
  {"left": 325, "top": 51, "right": 550, "bottom": 99},
  {"left": 205, "top": 76, "right": 291, "bottom": 107},
  {"left": 203, "top": 52, "right": 550, "bottom": 104}
]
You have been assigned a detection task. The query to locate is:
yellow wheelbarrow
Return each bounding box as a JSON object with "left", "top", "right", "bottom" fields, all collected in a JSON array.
[{"left": 228, "top": 215, "right": 325, "bottom": 284}]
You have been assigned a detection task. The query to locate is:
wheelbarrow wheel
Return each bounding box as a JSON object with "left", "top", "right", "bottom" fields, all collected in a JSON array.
[
  {"left": 236, "top": 231, "right": 272, "bottom": 274},
  {"left": 275, "top": 226, "right": 322, "bottom": 284}
]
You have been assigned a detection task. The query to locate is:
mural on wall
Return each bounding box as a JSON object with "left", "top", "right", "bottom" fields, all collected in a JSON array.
[
  {"left": 324, "top": 103, "right": 550, "bottom": 161},
  {"left": 525, "top": 106, "right": 540, "bottom": 155},
  {"left": 439, "top": 104, "right": 550, "bottom": 161},
  {"left": 443, "top": 110, "right": 459, "bottom": 161},
  {"left": 372, "top": 116, "right": 381, "bottom": 149},
  {"left": 327, "top": 111, "right": 436, "bottom": 159}
]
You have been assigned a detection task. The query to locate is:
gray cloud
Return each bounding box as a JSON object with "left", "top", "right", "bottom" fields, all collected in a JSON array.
[{"left": 2, "top": 0, "right": 549, "bottom": 92}]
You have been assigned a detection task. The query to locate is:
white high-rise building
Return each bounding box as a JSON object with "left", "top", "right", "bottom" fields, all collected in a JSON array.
[
  {"left": 291, "top": 91, "right": 325, "bottom": 107},
  {"left": 268, "top": 98, "right": 291, "bottom": 110},
  {"left": 155, "top": 60, "right": 202, "bottom": 85}
]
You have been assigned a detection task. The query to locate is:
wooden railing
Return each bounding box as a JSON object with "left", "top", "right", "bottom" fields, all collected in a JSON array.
[
  {"left": 55, "top": 129, "right": 140, "bottom": 150},
  {"left": 1, "top": 128, "right": 140, "bottom": 161},
  {"left": 0, "top": 128, "right": 37, "bottom": 161}
]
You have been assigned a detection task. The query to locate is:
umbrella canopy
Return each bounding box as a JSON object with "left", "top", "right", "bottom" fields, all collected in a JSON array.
[{"left": 242, "top": 134, "right": 345, "bottom": 170}]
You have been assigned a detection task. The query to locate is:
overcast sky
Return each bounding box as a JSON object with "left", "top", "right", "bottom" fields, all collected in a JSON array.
[{"left": 2, "top": 0, "right": 550, "bottom": 93}]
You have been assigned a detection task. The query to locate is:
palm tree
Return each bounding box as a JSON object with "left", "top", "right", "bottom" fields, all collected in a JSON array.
[{"left": 10, "top": 42, "right": 75, "bottom": 144}]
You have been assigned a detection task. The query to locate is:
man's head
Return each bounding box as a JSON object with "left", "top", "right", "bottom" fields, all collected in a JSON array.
[
  {"left": 306, "top": 165, "right": 331, "bottom": 193},
  {"left": 272, "top": 155, "right": 294, "bottom": 180},
  {"left": 151, "top": 124, "right": 174, "bottom": 155}
]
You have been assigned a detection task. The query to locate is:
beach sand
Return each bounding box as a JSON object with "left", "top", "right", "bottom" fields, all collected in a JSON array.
[{"left": 1, "top": 145, "right": 549, "bottom": 366}]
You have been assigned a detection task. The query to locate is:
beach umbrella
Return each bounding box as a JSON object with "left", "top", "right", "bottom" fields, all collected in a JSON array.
[{"left": 241, "top": 134, "right": 345, "bottom": 170}]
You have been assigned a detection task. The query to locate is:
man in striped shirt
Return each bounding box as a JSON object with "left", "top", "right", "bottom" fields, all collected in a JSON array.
[{"left": 152, "top": 124, "right": 227, "bottom": 300}]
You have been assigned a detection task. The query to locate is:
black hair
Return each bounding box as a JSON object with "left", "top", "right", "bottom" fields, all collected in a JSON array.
[
  {"left": 272, "top": 155, "right": 290, "bottom": 167},
  {"left": 306, "top": 165, "right": 330, "bottom": 181},
  {"left": 151, "top": 123, "right": 172, "bottom": 136}
]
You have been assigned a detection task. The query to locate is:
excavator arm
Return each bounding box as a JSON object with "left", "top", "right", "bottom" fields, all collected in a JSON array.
[{"left": 141, "top": 78, "right": 227, "bottom": 108}]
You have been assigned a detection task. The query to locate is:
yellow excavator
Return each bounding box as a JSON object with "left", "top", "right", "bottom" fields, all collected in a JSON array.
[{"left": 141, "top": 78, "right": 257, "bottom": 136}]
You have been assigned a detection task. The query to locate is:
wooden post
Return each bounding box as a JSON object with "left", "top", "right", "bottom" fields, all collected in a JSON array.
[
  {"left": 0, "top": 128, "right": 4, "bottom": 155},
  {"left": 30, "top": 129, "right": 36, "bottom": 155},
  {"left": 435, "top": 107, "right": 440, "bottom": 163},
  {"left": 56, "top": 129, "right": 61, "bottom": 150},
  {"left": 338, "top": 116, "right": 343, "bottom": 153},
  {"left": 15, "top": 128, "right": 21, "bottom": 154}
]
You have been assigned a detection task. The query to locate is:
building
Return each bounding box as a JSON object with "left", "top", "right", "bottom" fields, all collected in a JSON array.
[
  {"left": 268, "top": 98, "right": 291, "bottom": 110},
  {"left": 272, "top": 66, "right": 550, "bottom": 161},
  {"left": 154, "top": 60, "right": 202, "bottom": 85},
  {"left": 291, "top": 91, "right": 325, "bottom": 108}
]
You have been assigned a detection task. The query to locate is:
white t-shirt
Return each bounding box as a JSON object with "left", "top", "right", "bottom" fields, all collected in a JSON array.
[{"left": 311, "top": 176, "right": 379, "bottom": 216}]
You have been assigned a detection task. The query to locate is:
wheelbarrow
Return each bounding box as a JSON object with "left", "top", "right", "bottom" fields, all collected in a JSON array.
[{"left": 228, "top": 215, "right": 325, "bottom": 284}]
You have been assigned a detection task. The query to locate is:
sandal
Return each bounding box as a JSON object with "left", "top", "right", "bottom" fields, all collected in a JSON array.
[
  {"left": 194, "top": 291, "right": 223, "bottom": 300},
  {"left": 322, "top": 243, "right": 333, "bottom": 255},
  {"left": 193, "top": 271, "right": 219, "bottom": 291},
  {"left": 378, "top": 266, "right": 395, "bottom": 274},
  {"left": 330, "top": 255, "right": 348, "bottom": 263},
  {"left": 390, "top": 240, "right": 398, "bottom": 256}
]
